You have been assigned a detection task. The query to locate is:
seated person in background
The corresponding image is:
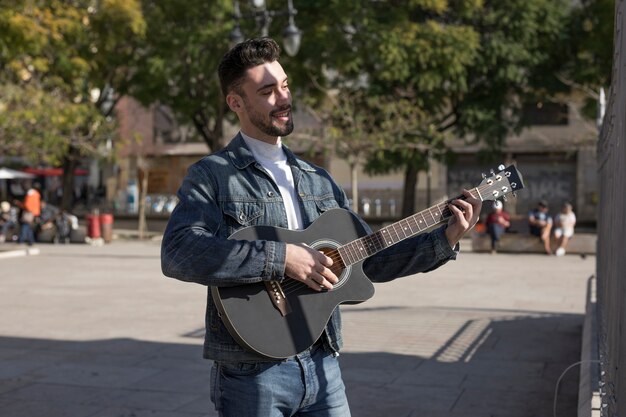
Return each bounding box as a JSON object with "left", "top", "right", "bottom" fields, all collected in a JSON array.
[
  {"left": 38, "top": 201, "right": 59, "bottom": 231},
  {"left": 486, "top": 200, "right": 510, "bottom": 253},
  {"left": 528, "top": 200, "right": 553, "bottom": 255},
  {"left": 554, "top": 202, "right": 576, "bottom": 257},
  {"left": 0, "top": 201, "right": 19, "bottom": 243}
]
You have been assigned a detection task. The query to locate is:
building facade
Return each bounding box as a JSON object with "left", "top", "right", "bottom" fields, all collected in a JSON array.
[{"left": 111, "top": 94, "right": 598, "bottom": 226}]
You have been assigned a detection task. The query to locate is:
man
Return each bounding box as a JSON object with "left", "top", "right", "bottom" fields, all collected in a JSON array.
[
  {"left": 161, "top": 37, "right": 481, "bottom": 417},
  {"left": 15, "top": 181, "right": 41, "bottom": 246},
  {"left": 528, "top": 200, "right": 553, "bottom": 255}
]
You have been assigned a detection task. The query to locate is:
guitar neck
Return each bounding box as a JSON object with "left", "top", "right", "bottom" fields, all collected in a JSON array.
[{"left": 337, "top": 190, "right": 476, "bottom": 267}]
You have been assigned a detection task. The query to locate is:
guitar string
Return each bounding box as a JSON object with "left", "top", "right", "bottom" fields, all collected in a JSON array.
[{"left": 277, "top": 179, "right": 510, "bottom": 295}]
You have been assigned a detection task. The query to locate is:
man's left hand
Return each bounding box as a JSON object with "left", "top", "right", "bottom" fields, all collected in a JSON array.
[{"left": 445, "top": 189, "right": 482, "bottom": 247}]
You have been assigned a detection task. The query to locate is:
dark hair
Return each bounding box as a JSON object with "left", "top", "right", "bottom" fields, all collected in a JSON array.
[{"left": 218, "top": 37, "right": 282, "bottom": 98}]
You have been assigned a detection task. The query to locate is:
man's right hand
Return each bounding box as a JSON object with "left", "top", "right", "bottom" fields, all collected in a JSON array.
[{"left": 285, "top": 243, "right": 338, "bottom": 291}]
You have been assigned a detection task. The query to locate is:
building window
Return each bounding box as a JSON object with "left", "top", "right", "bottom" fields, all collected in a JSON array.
[
  {"left": 153, "top": 105, "right": 201, "bottom": 144},
  {"left": 522, "top": 102, "right": 569, "bottom": 126}
]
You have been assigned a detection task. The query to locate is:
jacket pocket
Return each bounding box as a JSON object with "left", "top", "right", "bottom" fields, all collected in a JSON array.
[
  {"left": 222, "top": 201, "right": 264, "bottom": 235},
  {"left": 313, "top": 195, "right": 341, "bottom": 214}
]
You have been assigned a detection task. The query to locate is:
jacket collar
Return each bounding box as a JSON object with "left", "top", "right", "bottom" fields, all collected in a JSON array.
[{"left": 226, "top": 132, "right": 317, "bottom": 172}]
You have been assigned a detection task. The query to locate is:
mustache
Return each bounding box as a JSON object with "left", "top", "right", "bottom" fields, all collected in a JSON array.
[{"left": 270, "top": 105, "right": 291, "bottom": 116}]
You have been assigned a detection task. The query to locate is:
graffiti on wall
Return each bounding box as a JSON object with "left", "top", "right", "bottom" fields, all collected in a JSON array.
[{"left": 447, "top": 158, "right": 576, "bottom": 214}]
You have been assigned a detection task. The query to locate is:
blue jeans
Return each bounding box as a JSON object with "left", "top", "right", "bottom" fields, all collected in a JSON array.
[
  {"left": 19, "top": 223, "right": 35, "bottom": 245},
  {"left": 211, "top": 344, "right": 351, "bottom": 417}
]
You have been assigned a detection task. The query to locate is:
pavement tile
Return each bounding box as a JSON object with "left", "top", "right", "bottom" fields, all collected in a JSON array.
[
  {"left": 7, "top": 382, "right": 125, "bottom": 405},
  {"left": 36, "top": 363, "right": 162, "bottom": 388},
  {"left": 177, "top": 395, "right": 216, "bottom": 414},
  {"left": 130, "top": 369, "right": 211, "bottom": 395},
  {"left": 347, "top": 383, "right": 462, "bottom": 415},
  {"left": 111, "top": 389, "right": 203, "bottom": 411},
  {"left": 0, "top": 242, "right": 595, "bottom": 416},
  {"left": 452, "top": 387, "right": 554, "bottom": 417},
  {"left": 0, "top": 399, "right": 103, "bottom": 417}
]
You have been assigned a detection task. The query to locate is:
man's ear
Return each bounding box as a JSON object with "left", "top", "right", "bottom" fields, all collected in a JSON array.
[{"left": 226, "top": 93, "right": 243, "bottom": 113}]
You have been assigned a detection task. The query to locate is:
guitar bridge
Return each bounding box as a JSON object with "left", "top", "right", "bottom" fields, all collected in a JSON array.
[{"left": 265, "top": 281, "right": 292, "bottom": 317}]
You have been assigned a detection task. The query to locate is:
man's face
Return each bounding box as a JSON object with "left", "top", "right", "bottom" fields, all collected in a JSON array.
[{"left": 229, "top": 60, "right": 293, "bottom": 144}]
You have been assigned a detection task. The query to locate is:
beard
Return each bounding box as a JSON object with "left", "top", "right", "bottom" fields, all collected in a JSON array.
[{"left": 244, "top": 99, "right": 294, "bottom": 138}]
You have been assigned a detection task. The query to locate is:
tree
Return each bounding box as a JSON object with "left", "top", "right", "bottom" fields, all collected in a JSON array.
[
  {"left": 0, "top": 0, "right": 146, "bottom": 210},
  {"left": 557, "top": 0, "right": 615, "bottom": 118},
  {"left": 290, "top": 0, "right": 571, "bottom": 216},
  {"left": 126, "top": 0, "right": 233, "bottom": 152}
]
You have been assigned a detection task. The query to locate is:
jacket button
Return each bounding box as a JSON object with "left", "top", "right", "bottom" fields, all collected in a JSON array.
[
  {"left": 239, "top": 213, "right": 246, "bottom": 221},
  {"left": 267, "top": 191, "right": 274, "bottom": 197}
]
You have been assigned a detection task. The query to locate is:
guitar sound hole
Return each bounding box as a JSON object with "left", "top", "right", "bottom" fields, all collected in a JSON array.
[{"left": 319, "top": 247, "right": 349, "bottom": 286}]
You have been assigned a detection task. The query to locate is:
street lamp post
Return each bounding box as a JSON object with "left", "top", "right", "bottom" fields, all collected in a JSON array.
[{"left": 230, "top": 0, "right": 302, "bottom": 56}]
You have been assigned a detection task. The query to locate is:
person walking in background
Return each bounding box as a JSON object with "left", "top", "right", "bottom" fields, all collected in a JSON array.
[
  {"left": 528, "top": 200, "right": 553, "bottom": 255},
  {"left": 486, "top": 200, "right": 510, "bottom": 253},
  {"left": 554, "top": 202, "right": 576, "bottom": 256},
  {"left": 15, "top": 181, "right": 41, "bottom": 246},
  {"left": 21, "top": 181, "right": 42, "bottom": 219},
  {"left": 160, "top": 37, "right": 482, "bottom": 417}
]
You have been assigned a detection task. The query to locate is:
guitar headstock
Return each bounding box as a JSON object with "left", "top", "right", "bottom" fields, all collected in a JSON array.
[{"left": 476, "top": 164, "right": 524, "bottom": 202}]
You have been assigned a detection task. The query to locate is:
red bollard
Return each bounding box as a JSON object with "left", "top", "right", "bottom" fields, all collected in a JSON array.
[
  {"left": 85, "top": 214, "right": 101, "bottom": 239},
  {"left": 99, "top": 213, "right": 114, "bottom": 243}
]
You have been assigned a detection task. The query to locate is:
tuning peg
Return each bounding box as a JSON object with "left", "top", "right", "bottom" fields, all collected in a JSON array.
[
  {"left": 502, "top": 195, "right": 508, "bottom": 202},
  {"left": 482, "top": 172, "right": 487, "bottom": 179},
  {"left": 490, "top": 169, "right": 495, "bottom": 176},
  {"left": 498, "top": 164, "right": 505, "bottom": 171}
]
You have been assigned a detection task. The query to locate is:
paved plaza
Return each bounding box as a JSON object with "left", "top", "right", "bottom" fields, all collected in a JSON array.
[{"left": 0, "top": 240, "right": 595, "bottom": 417}]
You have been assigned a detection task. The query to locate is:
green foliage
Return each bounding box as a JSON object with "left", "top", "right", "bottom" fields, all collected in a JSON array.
[
  {"left": 287, "top": 0, "right": 572, "bottom": 213},
  {"left": 0, "top": 83, "right": 115, "bottom": 165},
  {"left": 0, "top": 0, "right": 146, "bottom": 157},
  {"left": 126, "top": 0, "right": 232, "bottom": 150},
  {"left": 0, "top": 0, "right": 145, "bottom": 209},
  {"left": 560, "top": 0, "right": 615, "bottom": 118}
]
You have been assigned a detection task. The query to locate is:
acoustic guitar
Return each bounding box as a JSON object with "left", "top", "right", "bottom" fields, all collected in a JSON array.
[{"left": 211, "top": 164, "right": 524, "bottom": 359}]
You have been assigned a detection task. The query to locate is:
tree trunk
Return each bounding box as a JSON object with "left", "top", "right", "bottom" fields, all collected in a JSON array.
[
  {"left": 60, "top": 146, "right": 79, "bottom": 212},
  {"left": 401, "top": 164, "right": 419, "bottom": 217},
  {"left": 193, "top": 101, "right": 226, "bottom": 152},
  {"left": 350, "top": 161, "right": 359, "bottom": 213},
  {"left": 137, "top": 167, "right": 148, "bottom": 239}
]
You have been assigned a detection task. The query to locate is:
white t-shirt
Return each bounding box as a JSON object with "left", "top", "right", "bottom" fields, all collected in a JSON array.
[
  {"left": 241, "top": 133, "right": 304, "bottom": 230},
  {"left": 555, "top": 212, "right": 576, "bottom": 234}
]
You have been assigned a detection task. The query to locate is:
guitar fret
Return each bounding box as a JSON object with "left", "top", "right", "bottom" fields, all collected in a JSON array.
[
  {"left": 392, "top": 223, "right": 403, "bottom": 241},
  {"left": 371, "top": 232, "right": 384, "bottom": 252},
  {"left": 434, "top": 205, "right": 442, "bottom": 222},
  {"left": 408, "top": 215, "right": 420, "bottom": 232},
  {"left": 399, "top": 219, "right": 410, "bottom": 237},
  {"left": 339, "top": 245, "right": 354, "bottom": 266},
  {"left": 382, "top": 226, "right": 398, "bottom": 245},
  {"left": 380, "top": 228, "right": 392, "bottom": 246},
  {"left": 355, "top": 237, "right": 369, "bottom": 259},
  {"left": 418, "top": 212, "right": 428, "bottom": 229},
  {"left": 345, "top": 242, "right": 358, "bottom": 265},
  {"left": 349, "top": 239, "right": 361, "bottom": 262},
  {"left": 428, "top": 208, "right": 437, "bottom": 223}
]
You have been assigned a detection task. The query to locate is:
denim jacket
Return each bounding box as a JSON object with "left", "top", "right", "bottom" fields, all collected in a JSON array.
[{"left": 161, "top": 134, "right": 458, "bottom": 362}]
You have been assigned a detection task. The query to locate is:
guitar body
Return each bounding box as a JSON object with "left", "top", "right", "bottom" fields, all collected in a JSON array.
[{"left": 211, "top": 208, "right": 375, "bottom": 359}]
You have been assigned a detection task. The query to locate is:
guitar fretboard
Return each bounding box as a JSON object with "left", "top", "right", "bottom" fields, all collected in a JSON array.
[
  {"left": 337, "top": 201, "right": 452, "bottom": 266},
  {"left": 331, "top": 165, "right": 522, "bottom": 268}
]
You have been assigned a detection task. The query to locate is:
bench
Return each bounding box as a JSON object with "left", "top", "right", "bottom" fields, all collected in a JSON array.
[{"left": 470, "top": 231, "right": 597, "bottom": 255}]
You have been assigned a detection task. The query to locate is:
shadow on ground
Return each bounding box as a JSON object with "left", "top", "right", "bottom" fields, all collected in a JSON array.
[{"left": 0, "top": 312, "right": 581, "bottom": 417}]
